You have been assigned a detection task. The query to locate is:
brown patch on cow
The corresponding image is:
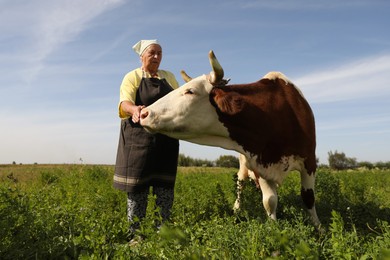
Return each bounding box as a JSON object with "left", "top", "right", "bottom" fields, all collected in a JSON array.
[
  {"left": 209, "top": 77, "right": 317, "bottom": 174},
  {"left": 211, "top": 88, "right": 245, "bottom": 115},
  {"left": 301, "top": 188, "right": 315, "bottom": 209}
]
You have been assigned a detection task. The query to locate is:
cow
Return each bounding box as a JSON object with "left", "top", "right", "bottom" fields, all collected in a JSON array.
[{"left": 140, "top": 51, "right": 321, "bottom": 228}]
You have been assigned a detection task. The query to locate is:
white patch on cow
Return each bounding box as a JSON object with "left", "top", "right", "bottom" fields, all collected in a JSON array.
[
  {"left": 263, "top": 71, "right": 305, "bottom": 98},
  {"left": 263, "top": 71, "right": 292, "bottom": 85},
  {"left": 258, "top": 177, "right": 278, "bottom": 220},
  {"left": 185, "top": 135, "right": 244, "bottom": 153},
  {"left": 245, "top": 154, "right": 305, "bottom": 186},
  {"left": 235, "top": 153, "right": 315, "bottom": 224}
]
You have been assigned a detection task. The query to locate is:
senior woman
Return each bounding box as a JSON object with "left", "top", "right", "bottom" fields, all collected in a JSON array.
[{"left": 114, "top": 40, "right": 179, "bottom": 240}]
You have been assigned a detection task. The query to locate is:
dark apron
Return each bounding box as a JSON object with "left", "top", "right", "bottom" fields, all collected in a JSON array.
[{"left": 114, "top": 77, "right": 179, "bottom": 192}]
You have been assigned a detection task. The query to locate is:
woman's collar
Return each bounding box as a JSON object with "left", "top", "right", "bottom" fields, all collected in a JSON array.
[{"left": 141, "top": 68, "right": 159, "bottom": 78}]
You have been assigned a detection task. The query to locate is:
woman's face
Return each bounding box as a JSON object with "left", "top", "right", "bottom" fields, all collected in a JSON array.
[{"left": 141, "top": 44, "right": 162, "bottom": 73}]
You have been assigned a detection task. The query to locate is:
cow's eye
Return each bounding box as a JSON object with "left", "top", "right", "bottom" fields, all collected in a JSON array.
[{"left": 184, "top": 89, "right": 194, "bottom": 95}]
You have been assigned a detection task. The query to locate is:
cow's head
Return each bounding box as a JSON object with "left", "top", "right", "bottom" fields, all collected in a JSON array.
[{"left": 140, "top": 51, "right": 238, "bottom": 150}]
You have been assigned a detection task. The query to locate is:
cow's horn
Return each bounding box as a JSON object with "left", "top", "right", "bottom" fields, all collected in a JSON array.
[
  {"left": 209, "top": 50, "right": 224, "bottom": 85},
  {"left": 180, "top": 70, "right": 192, "bottom": 83}
]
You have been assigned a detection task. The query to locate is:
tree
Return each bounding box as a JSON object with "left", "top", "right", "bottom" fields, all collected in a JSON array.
[
  {"left": 178, "top": 154, "right": 192, "bottom": 167},
  {"left": 358, "top": 161, "right": 374, "bottom": 169},
  {"left": 178, "top": 154, "right": 214, "bottom": 167},
  {"left": 374, "top": 161, "right": 390, "bottom": 170},
  {"left": 328, "top": 150, "right": 357, "bottom": 170},
  {"left": 215, "top": 155, "right": 239, "bottom": 168}
]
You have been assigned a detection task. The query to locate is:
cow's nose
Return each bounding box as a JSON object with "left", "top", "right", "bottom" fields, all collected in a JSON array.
[{"left": 140, "top": 109, "right": 149, "bottom": 120}]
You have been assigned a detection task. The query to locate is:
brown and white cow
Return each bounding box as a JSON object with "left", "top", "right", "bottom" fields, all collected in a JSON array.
[{"left": 140, "top": 51, "right": 321, "bottom": 228}]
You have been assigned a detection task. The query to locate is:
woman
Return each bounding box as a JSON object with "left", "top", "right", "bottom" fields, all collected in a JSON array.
[{"left": 114, "top": 39, "right": 179, "bottom": 239}]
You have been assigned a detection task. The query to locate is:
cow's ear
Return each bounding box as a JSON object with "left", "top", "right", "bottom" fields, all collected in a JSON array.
[{"left": 210, "top": 88, "right": 244, "bottom": 115}]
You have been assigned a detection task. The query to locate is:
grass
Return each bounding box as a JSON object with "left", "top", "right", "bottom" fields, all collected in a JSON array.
[{"left": 0, "top": 165, "right": 389, "bottom": 259}]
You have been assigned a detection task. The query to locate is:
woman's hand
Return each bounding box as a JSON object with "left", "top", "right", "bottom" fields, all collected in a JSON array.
[
  {"left": 131, "top": 105, "right": 145, "bottom": 123},
  {"left": 120, "top": 101, "right": 145, "bottom": 123}
]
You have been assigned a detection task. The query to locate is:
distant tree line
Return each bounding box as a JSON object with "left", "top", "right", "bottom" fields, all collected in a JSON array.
[
  {"left": 178, "top": 151, "right": 390, "bottom": 170},
  {"left": 327, "top": 150, "right": 390, "bottom": 170},
  {"left": 178, "top": 154, "right": 239, "bottom": 168}
]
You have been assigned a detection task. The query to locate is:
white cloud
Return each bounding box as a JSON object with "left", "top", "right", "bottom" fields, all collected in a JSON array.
[
  {"left": 0, "top": 0, "right": 125, "bottom": 83},
  {"left": 317, "top": 113, "right": 390, "bottom": 132},
  {"left": 296, "top": 54, "right": 390, "bottom": 103},
  {"left": 238, "top": 0, "right": 380, "bottom": 10}
]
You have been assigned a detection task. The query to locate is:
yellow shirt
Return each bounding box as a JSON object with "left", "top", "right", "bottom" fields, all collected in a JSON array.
[{"left": 118, "top": 68, "right": 179, "bottom": 119}]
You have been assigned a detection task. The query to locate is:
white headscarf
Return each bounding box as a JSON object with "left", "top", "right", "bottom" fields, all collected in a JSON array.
[{"left": 132, "top": 39, "right": 160, "bottom": 56}]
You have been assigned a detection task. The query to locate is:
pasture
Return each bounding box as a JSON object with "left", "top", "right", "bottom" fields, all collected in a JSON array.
[{"left": 0, "top": 164, "right": 389, "bottom": 259}]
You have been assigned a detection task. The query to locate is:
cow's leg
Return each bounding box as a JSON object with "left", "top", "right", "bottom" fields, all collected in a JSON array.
[
  {"left": 233, "top": 154, "right": 248, "bottom": 211},
  {"left": 258, "top": 177, "right": 278, "bottom": 220},
  {"left": 300, "top": 170, "right": 321, "bottom": 228}
]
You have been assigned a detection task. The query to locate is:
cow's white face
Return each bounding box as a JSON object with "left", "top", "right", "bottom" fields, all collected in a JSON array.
[{"left": 140, "top": 75, "right": 238, "bottom": 149}]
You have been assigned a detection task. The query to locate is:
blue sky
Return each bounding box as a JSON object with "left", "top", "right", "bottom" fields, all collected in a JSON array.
[{"left": 1, "top": 0, "right": 389, "bottom": 165}]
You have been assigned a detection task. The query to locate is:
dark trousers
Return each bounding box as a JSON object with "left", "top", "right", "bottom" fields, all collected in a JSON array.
[{"left": 127, "top": 186, "right": 174, "bottom": 234}]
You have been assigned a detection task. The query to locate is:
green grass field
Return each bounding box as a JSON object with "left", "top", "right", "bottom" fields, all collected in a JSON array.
[{"left": 1, "top": 164, "right": 389, "bottom": 259}]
